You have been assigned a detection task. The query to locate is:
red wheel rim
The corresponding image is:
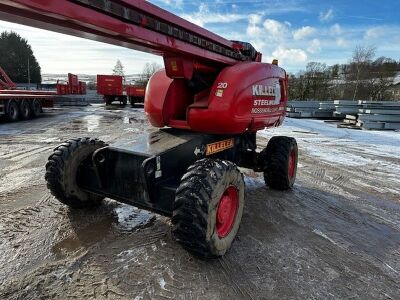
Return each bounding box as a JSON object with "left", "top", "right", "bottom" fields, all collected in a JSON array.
[
  {"left": 216, "top": 186, "right": 239, "bottom": 238},
  {"left": 288, "top": 149, "right": 296, "bottom": 179}
]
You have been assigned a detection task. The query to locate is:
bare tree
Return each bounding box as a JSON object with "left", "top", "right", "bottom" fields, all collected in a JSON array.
[
  {"left": 112, "top": 59, "right": 125, "bottom": 77},
  {"left": 365, "top": 57, "right": 396, "bottom": 100},
  {"left": 351, "top": 45, "right": 376, "bottom": 100},
  {"left": 136, "top": 62, "right": 162, "bottom": 85}
]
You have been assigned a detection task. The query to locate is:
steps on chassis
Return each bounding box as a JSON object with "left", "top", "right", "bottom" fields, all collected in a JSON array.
[{"left": 45, "top": 130, "right": 298, "bottom": 258}]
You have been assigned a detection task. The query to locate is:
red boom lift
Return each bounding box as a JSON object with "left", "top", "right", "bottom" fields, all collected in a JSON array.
[{"left": 0, "top": 0, "right": 298, "bottom": 257}]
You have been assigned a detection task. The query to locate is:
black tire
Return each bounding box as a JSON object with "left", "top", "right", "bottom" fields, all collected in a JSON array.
[
  {"left": 172, "top": 159, "right": 245, "bottom": 258},
  {"left": 260, "top": 136, "right": 298, "bottom": 190},
  {"left": 19, "top": 100, "right": 32, "bottom": 120},
  {"left": 30, "top": 99, "right": 42, "bottom": 118},
  {"left": 105, "top": 96, "right": 112, "bottom": 105},
  {"left": 7, "top": 100, "right": 19, "bottom": 122},
  {"left": 45, "top": 137, "right": 106, "bottom": 208}
]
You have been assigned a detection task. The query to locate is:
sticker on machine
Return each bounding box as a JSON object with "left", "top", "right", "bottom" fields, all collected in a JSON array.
[
  {"left": 251, "top": 106, "right": 285, "bottom": 114},
  {"left": 206, "top": 138, "right": 234, "bottom": 155}
]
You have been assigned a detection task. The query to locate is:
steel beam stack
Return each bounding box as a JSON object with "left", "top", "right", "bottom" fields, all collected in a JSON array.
[
  {"left": 357, "top": 101, "right": 400, "bottom": 130},
  {"left": 286, "top": 101, "right": 338, "bottom": 119}
]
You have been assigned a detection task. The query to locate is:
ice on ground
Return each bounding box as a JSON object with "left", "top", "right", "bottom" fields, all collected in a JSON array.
[{"left": 114, "top": 203, "right": 154, "bottom": 231}]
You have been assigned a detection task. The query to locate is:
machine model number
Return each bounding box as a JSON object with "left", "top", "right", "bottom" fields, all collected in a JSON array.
[
  {"left": 206, "top": 138, "right": 234, "bottom": 156},
  {"left": 215, "top": 82, "right": 228, "bottom": 97},
  {"left": 217, "top": 82, "right": 228, "bottom": 89}
]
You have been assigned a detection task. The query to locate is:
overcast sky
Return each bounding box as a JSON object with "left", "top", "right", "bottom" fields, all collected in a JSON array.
[{"left": 0, "top": 0, "right": 399, "bottom": 75}]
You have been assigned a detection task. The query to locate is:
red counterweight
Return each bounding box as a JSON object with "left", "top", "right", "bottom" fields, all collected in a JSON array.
[{"left": 0, "top": 0, "right": 288, "bottom": 134}]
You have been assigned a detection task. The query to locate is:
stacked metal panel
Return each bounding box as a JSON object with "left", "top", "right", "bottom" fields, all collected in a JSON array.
[
  {"left": 333, "top": 100, "right": 362, "bottom": 118},
  {"left": 357, "top": 101, "right": 400, "bottom": 130},
  {"left": 286, "top": 101, "right": 336, "bottom": 118}
]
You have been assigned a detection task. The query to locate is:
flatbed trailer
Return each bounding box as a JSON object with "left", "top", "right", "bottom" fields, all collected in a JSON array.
[
  {"left": 0, "top": 93, "right": 54, "bottom": 121},
  {"left": 0, "top": 65, "right": 55, "bottom": 121}
]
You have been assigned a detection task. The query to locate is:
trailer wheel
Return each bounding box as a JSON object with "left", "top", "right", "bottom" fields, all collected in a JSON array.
[
  {"left": 172, "top": 159, "right": 244, "bottom": 257},
  {"left": 121, "top": 97, "right": 127, "bottom": 105},
  {"left": 30, "top": 99, "right": 42, "bottom": 118},
  {"left": 7, "top": 100, "right": 19, "bottom": 121},
  {"left": 19, "top": 100, "right": 32, "bottom": 120},
  {"left": 260, "top": 136, "right": 298, "bottom": 190},
  {"left": 45, "top": 138, "right": 106, "bottom": 208},
  {"left": 105, "top": 96, "right": 112, "bottom": 105}
]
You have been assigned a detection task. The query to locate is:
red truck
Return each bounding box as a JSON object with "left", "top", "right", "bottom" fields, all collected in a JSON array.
[{"left": 97, "top": 74, "right": 145, "bottom": 106}]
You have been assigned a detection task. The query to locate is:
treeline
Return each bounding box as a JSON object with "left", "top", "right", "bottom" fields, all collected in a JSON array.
[{"left": 288, "top": 46, "right": 400, "bottom": 101}]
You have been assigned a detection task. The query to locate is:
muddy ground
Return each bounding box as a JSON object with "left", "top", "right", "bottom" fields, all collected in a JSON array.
[{"left": 0, "top": 105, "right": 399, "bottom": 299}]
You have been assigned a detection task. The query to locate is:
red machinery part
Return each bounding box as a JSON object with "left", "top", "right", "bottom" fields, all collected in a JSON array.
[
  {"left": 68, "top": 73, "right": 79, "bottom": 94},
  {"left": 145, "top": 63, "right": 288, "bottom": 134},
  {"left": 126, "top": 86, "right": 145, "bottom": 98},
  {"left": 97, "top": 75, "right": 124, "bottom": 96},
  {"left": 79, "top": 81, "right": 87, "bottom": 95},
  {"left": 216, "top": 186, "right": 239, "bottom": 238},
  {"left": 0, "top": 0, "right": 258, "bottom": 66},
  {"left": 0, "top": 66, "right": 16, "bottom": 89}
]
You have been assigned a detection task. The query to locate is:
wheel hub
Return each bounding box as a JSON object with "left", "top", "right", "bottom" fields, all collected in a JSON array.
[
  {"left": 216, "top": 186, "right": 239, "bottom": 238},
  {"left": 288, "top": 150, "right": 296, "bottom": 179}
]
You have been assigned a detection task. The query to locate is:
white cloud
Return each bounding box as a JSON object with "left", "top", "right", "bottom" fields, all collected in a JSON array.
[
  {"left": 319, "top": 9, "right": 334, "bottom": 22},
  {"left": 330, "top": 24, "right": 342, "bottom": 35},
  {"left": 293, "top": 26, "right": 316, "bottom": 40},
  {"left": 246, "top": 14, "right": 263, "bottom": 37},
  {"left": 263, "top": 19, "right": 289, "bottom": 39},
  {"left": 307, "top": 39, "right": 321, "bottom": 54},
  {"left": 364, "top": 27, "right": 384, "bottom": 39},
  {"left": 180, "top": 4, "right": 246, "bottom": 27},
  {"left": 159, "top": 0, "right": 183, "bottom": 9},
  {"left": 336, "top": 38, "right": 348, "bottom": 47},
  {"left": 272, "top": 46, "right": 308, "bottom": 64}
]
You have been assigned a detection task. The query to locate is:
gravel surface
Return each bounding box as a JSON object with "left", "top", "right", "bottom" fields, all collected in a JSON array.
[{"left": 0, "top": 105, "right": 399, "bottom": 299}]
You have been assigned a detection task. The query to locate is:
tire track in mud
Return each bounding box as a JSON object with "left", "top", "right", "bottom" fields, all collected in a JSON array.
[
  {"left": 0, "top": 145, "right": 54, "bottom": 161},
  {"left": 300, "top": 152, "right": 400, "bottom": 201},
  {"left": 289, "top": 186, "right": 400, "bottom": 279},
  {"left": 217, "top": 255, "right": 258, "bottom": 300}
]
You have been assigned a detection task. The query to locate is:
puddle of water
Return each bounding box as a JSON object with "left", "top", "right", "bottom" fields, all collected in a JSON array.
[
  {"left": 51, "top": 203, "right": 155, "bottom": 258},
  {"left": 82, "top": 115, "right": 102, "bottom": 132}
]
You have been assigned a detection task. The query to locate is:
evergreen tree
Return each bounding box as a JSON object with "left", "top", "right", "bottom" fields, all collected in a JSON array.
[{"left": 0, "top": 31, "right": 41, "bottom": 83}]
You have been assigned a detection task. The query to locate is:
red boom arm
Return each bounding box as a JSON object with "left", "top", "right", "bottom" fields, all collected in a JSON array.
[
  {"left": 0, "top": 66, "right": 16, "bottom": 89},
  {"left": 0, "top": 0, "right": 260, "bottom": 68}
]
